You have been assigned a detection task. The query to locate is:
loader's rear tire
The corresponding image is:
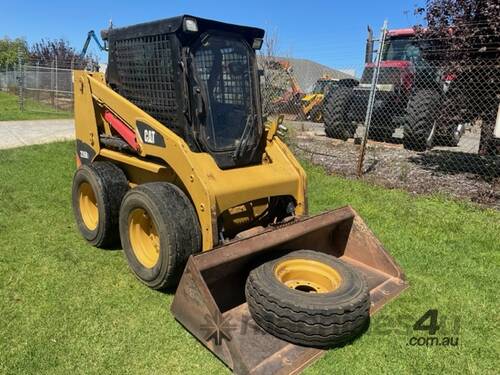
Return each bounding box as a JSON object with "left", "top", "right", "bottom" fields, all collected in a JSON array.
[
  {"left": 246, "top": 250, "right": 370, "bottom": 347},
  {"left": 119, "top": 182, "right": 201, "bottom": 290},
  {"left": 72, "top": 162, "right": 128, "bottom": 248}
]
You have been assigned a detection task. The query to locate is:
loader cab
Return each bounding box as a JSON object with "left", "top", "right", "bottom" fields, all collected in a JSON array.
[
  {"left": 188, "top": 30, "right": 263, "bottom": 167},
  {"left": 103, "top": 15, "right": 265, "bottom": 169}
]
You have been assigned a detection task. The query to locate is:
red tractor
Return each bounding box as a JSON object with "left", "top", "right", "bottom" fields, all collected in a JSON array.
[{"left": 324, "top": 27, "right": 464, "bottom": 150}]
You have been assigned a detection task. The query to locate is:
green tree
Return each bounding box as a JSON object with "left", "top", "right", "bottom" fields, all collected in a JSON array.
[
  {"left": 416, "top": 0, "right": 500, "bottom": 156},
  {"left": 0, "top": 37, "right": 29, "bottom": 69},
  {"left": 29, "top": 38, "right": 98, "bottom": 70}
]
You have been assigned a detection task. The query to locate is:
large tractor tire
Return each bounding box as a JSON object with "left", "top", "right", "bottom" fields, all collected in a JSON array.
[
  {"left": 308, "top": 104, "right": 323, "bottom": 123},
  {"left": 403, "top": 89, "right": 442, "bottom": 151},
  {"left": 479, "top": 122, "right": 500, "bottom": 156},
  {"left": 434, "top": 130, "right": 460, "bottom": 147},
  {"left": 368, "top": 128, "right": 393, "bottom": 142},
  {"left": 245, "top": 250, "right": 370, "bottom": 347},
  {"left": 72, "top": 162, "right": 129, "bottom": 248},
  {"left": 119, "top": 182, "right": 201, "bottom": 290},
  {"left": 323, "top": 88, "right": 356, "bottom": 140},
  {"left": 433, "top": 94, "right": 465, "bottom": 147},
  {"left": 368, "top": 111, "right": 394, "bottom": 143}
]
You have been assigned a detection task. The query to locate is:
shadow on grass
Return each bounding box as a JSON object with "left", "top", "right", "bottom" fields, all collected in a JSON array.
[{"left": 408, "top": 150, "right": 500, "bottom": 181}]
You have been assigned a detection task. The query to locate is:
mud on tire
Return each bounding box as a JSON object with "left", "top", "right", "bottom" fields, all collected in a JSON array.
[{"left": 245, "top": 250, "right": 370, "bottom": 347}]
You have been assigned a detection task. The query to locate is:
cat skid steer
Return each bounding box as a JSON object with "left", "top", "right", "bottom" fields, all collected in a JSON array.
[{"left": 72, "top": 15, "right": 407, "bottom": 374}]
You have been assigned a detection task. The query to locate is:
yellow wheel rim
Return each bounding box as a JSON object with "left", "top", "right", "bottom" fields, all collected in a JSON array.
[
  {"left": 128, "top": 208, "right": 160, "bottom": 269},
  {"left": 274, "top": 258, "right": 342, "bottom": 293},
  {"left": 78, "top": 182, "right": 98, "bottom": 230}
]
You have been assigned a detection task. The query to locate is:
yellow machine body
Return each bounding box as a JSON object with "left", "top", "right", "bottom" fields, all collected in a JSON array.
[
  {"left": 73, "top": 66, "right": 407, "bottom": 374},
  {"left": 73, "top": 70, "right": 306, "bottom": 252},
  {"left": 301, "top": 93, "right": 325, "bottom": 122}
]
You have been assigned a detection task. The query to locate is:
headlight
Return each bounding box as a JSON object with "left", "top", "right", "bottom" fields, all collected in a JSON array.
[
  {"left": 184, "top": 18, "right": 198, "bottom": 32},
  {"left": 252, "top": 38, "right": 263, "bottom": 50}
]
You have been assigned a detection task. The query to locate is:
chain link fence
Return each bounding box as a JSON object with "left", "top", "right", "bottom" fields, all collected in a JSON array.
[
  {"left": 0, "top": 31, "right": 498, "bottom": 207},
  {"left": 0, "top": 58, "right": 80, "bottom": 116},
  {"left": 259, "top": 29, "right": 499, "bottom": 208}
]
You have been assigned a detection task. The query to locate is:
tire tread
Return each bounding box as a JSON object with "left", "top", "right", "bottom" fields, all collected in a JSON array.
[{"left": 245, "top": 250, "right": 370, "bottom": 347}]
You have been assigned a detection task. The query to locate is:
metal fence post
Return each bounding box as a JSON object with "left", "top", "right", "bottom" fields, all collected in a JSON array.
[
  {"left": 50, "top": 59, "right": 55, "bottom": 106},
  {"left": 35, "top": 62, "right": 40, "bottom": 101},
  {"left": 356, "top": 20, "right": 388, "bottom": 176},
  {"left": 17, "top": 48, "right": 25, "bottom": 112},
  {"left": 55, "top": 55, "right": 59, "bottom": 111}
]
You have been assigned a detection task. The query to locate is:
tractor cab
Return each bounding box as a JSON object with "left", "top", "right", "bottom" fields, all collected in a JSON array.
[
  {"left": 361, "top": 28, "right": 420, "bottom": 92},
  {"left": 380, "top": 29, "right": 425, "bottom": 62},
  {"left": 311, "top": 78, "right": 338, "bottom": 95}
]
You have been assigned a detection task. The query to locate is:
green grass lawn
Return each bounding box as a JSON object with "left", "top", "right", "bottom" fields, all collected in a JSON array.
[
  {"left": 0, "top": 91, "right": 72, "bottom": 121},
  {"left": 0, "top": 141, "right": 498, "bottom": 374}
]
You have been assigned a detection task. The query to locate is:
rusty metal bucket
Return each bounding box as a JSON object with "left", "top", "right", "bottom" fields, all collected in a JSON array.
[{"left": 171, "top": 206, "right": 408, "bottom": 374}]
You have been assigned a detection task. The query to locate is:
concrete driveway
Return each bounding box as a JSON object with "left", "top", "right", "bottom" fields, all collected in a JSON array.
[{"left": 0, "top": 119, "right": 75, "bottom": 149}]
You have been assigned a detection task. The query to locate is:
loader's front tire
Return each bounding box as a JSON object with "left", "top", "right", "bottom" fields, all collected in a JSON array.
[
  {"left": 119, "top": 183, "right": 201, "bottom": 290},
  {"left": 246, "top": 250, "right": 370, "bottom": 347},
  {"left": 72, "top": 162, "right": 129, "bottom": 248}
]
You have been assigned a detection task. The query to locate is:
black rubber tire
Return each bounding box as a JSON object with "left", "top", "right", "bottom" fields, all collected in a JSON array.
[
  {"left": 308, "top": 104, "right": 322, "bottom": 123},
  {"left": 72, "top": 162, "right": 129, "bottom": 248},
  {"left": 323, "top": 87, "right": 356, "bottom": 140},
  {"left": 368, "top": 125, "right": 394, "bottom": 142},
  {"left": 368, "top": 110, "right": 394, "bottom": 142},
  {"left": 245, "top": 250, "right": 370, "bottom": 347},
  {"left": 403, "top": 89, "right": 442, "bottom": 151},
  {"left": 433, "top": 95, "right": 462, "bottom": 147},
  {"left": 119, "top": 182, "right": 201, "bottom": 290},
  {"left": 434, "top": 132, "right": 459, "bottom": 147}
]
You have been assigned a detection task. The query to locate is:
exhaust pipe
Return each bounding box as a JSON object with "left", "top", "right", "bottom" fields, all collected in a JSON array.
[{"left": 365, "top": 25, "right": 374, "bottom": 64}]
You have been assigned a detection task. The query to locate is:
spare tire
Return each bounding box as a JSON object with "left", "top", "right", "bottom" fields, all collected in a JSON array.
[{"left": 245, "top": 250, "right": 370, "bottom": 347}]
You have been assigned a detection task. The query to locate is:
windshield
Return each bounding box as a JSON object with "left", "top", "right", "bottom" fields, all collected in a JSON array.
[
  {"left": 192, "top": 35, "right": 255, "bottom": 151},
  {"left": 382, "top": 38, "right": 424, "bottom": 63},
  {"left": 312, "top": 80, "right": 336, "bottom": 94}
]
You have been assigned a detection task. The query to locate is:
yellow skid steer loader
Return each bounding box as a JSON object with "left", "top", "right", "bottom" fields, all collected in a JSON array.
[{"left": 72, "top": 15, "right": 407, "bottom": 374}]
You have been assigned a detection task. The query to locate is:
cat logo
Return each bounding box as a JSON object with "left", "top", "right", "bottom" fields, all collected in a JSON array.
[
  {"left": 79, "top": 150, "right": 90, "bottom": 159},
  {"left": 144, "top": 129, "right": 156, "bottom": 144},
  {"left": 137, "top": 121, "right": 165, "bottom": 147}
]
